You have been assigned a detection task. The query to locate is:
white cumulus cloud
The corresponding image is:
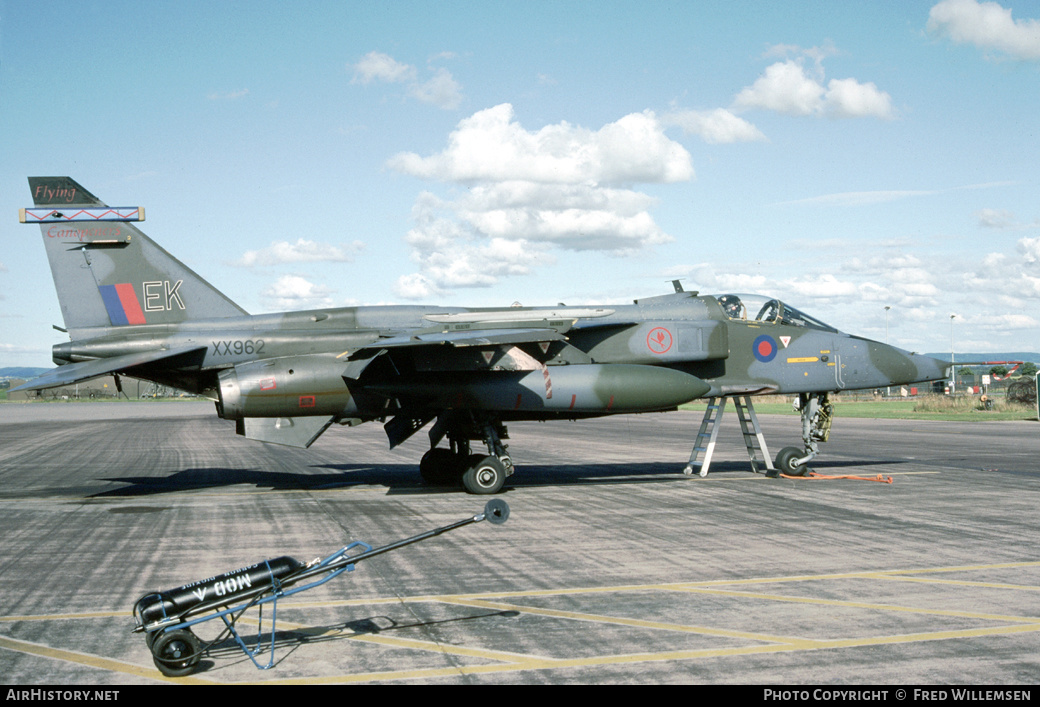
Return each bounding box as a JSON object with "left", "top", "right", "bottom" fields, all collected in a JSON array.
[
  {"left": 733, "top": 50, "right": 893, "bottom": 119},
  {"left": 976, "top": 208, "right": 1040, "bottom": 230},
  {"left": 389, "top": 103, "right": 692, "bottom": 185},
  {"left": 351, "top": 51, "right": 462, "bottom": 110},
  {"left": 231, "top": 239, "right": 364, "bottom": 267},
  {"left": 351, "top": 51, "right": 416, "bottom": 84},
  {"left": 824, "top": 77, "right": 894, "bottom": 119},
  {"left": 408, "top": 67, "right": 462, "bottom": 110},
  {"left": 784, "top": 273, "right": 860, "bottom": 299},
  {"left": 928, "top": 0, "right": 1040, "bottom": 61},
  {"left": 1018, "top": 236, "right": 1040, "bottom": 263},
  {"left": 391, "top": 191, "right": 553, "bottom": 299},
  {"left": 734, "top": 59, "right": 826, "bottom": 116},
  {"left": 387, "top": 104, "right": 693, "bottom": 298},
  {"left": 261, "top": 275, "right": 335, "bottom": 310},
  {"left": 662, "top": 108, "right": 767, "bottom": 144}
]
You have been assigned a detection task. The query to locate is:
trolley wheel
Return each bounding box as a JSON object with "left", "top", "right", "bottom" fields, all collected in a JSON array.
[
  {"left": 151, "top": 629, "right": 201, "bottom": 677},
  {"left": 483, "top": 498, "right": 510, "bottom": 525},
  {"left": 462, "top": 455, "right": 506, "bottom": 495}
]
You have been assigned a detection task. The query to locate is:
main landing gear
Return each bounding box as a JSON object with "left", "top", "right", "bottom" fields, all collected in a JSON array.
[
  {"left": 770, "top": 392, "right": 832, "bottom": 477},
  {"left": 419, "top": 413, "right": 513, "bottom": 495}
]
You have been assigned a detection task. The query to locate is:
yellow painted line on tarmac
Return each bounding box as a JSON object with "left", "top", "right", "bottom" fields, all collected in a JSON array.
[
  {"left": 344, "top": 631, "right": 545, "bottom": 663},
  {"left": 669, "top": 586, "right": 1040, "bottom": 623},
  {"left": 4, "top": 559, "right": 1039, "bottom": 684},
  {"left": 874, "top": 576, "right": 1040, "bottom": 591},
  {"left": 237, "top": 614, "right": 547, "bottom": 664},
  {"left": 444, "top": 596, "right": 810, "bottom": 647},
  {"left": 0, "top": 611, "right": 127, "bottom": 623},
  {"left": 0, "top": 634, "right": 215, "bottom": 684},
  {"left": 259, "top": 643, "right": 802, "bottom": 684},
  {"left": 211, "top": 558, "right": 1040, "bottom": 616},
  {"left": 658, "top": 560, "right": 1040, "bottom": 589},
  {"left": 811, "top": 622, "right": 1040, "bottom": 649},
  {"left": 870, "top": 560, "right": 1040, "bottom": 575},
  {"left": 249, "top": 621, "right": 1040, "bottom": 685}
]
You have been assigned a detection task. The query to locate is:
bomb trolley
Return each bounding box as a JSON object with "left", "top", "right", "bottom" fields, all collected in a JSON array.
[{"left": 132, "top": 499, "right": 509, "bottom": 677}]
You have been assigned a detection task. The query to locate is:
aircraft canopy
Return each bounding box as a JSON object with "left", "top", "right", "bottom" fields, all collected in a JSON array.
[{"left": 714, "top": 294, "right": 838, "bottom": 333}]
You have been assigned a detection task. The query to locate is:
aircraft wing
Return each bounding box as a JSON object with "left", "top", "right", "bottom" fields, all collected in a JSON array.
[
  {"left": 9, "top": 345, "right": 208, "bottom": 392},
  {"left": 352, "top": 326, "right": 570, "bottom": 355}
]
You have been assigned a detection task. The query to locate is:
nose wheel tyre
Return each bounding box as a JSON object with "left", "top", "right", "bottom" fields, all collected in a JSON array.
[
  {"left": 462, "top": 455, "right": 506, "bottom": 495},
  {"left": 775, "top": 446, "right": 809, "bottom": 477}
]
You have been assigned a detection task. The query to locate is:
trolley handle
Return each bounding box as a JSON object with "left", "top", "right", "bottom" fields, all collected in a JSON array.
[
  {"left": 133, "top": 500, "right": 509, "bottom": 633},
  {"left": 287, "top": 499, "right": 509, "bottom": 584}
]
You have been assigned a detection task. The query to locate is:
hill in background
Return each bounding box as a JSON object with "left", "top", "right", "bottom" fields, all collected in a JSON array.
[
  {"left": 0, "top": 367, "right": 49, "bottom": 380},
  {"left": 923, "top": 353, "right": 1040, "bottom": 365}
]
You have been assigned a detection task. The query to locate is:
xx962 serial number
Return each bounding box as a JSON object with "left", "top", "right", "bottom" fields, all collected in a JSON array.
[{"left": 212, "top": 339, "right": 265, "bottom": 356}]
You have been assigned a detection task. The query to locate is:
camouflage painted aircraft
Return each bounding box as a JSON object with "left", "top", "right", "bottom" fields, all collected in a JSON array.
[{"left": 15, "top": 177, "right": 951, "bottom": 493}]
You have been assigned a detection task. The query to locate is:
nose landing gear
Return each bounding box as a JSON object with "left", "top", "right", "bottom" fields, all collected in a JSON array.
[{"left": 771, "top": 393, "right": 832, "bottom": 477}]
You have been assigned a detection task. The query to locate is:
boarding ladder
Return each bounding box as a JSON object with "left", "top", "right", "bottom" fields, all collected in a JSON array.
[{"left": 683, "top": 396, "right": 775, "bottom": 477}]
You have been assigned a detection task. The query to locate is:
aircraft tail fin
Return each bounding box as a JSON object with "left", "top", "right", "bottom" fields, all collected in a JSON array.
[{"left": 27, "top": 177, "right": 247, "bottom": 338}]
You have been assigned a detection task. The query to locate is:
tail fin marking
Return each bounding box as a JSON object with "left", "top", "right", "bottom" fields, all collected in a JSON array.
[
  {"left": 26, "top": 177, "right": 247, "bottom": 336},
  {"left": 98, "top": 284, "right": 148, "bottom": 326}
]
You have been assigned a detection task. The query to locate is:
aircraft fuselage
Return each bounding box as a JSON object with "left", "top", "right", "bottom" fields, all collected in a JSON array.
[{"left": 51, "top": 292, "right": 947, "bottom": 422}]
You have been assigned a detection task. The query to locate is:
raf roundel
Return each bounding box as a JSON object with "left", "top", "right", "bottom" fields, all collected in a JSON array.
[{"left": 752, "top": 334, "right": 778, "bottom": 363}]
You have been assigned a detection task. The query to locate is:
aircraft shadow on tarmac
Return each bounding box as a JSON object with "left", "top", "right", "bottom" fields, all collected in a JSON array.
[
  {"left": 91, "top": 458, "right": 904, "bottom": 497},
  {"left": 91, "top": 466, "right": 425, "bottom": 497}
]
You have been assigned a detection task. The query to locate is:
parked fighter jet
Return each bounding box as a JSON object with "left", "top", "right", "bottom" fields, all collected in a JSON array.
[{"left": 16, "top": 177, "right": 951, "bottom": 493}]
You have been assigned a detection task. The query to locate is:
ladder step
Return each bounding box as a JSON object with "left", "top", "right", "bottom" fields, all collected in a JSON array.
[{"left": 688, "top": 396, "right": 775, "bottom": 475}]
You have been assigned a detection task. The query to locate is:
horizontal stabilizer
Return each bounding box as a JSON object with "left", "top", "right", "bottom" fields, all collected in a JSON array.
[
  {"left": 20, "top": 206, "right": 144, "bottom": 223},
  {"left": 9, "top": 345, "right": 207, "bottom": 393},
  {"left": 237, "top": 416, "right": 335, "bottom": 448}
]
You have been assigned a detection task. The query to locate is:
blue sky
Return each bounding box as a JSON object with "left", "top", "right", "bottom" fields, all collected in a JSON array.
[{"left": 2, "top": 0, "right": 1039, "bottom": 368}]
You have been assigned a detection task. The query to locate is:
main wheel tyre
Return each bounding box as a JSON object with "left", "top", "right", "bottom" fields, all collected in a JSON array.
[
  {"left": 462, "top": 456, "right": 506, "bottom": 495},
  {"left": 775, "top": 446, "right": 809, "bottom": 477},
  {"left": 151, "top": 629, "right": 201, "bottom": 677},
  {"left": 419, "top": 448, "right": 462, "bottom": 485}
]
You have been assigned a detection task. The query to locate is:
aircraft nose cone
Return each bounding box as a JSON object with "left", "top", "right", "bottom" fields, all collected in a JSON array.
[
  {"left": 909, "top": 352, "right": 951, "bottom": 385},
  {"left": 871, "top": 343, "right": 950, "bottom": 387}
]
